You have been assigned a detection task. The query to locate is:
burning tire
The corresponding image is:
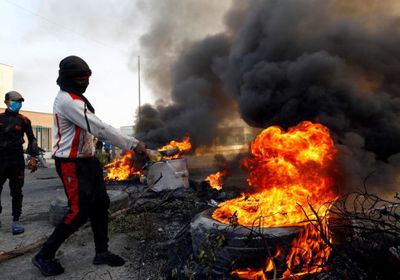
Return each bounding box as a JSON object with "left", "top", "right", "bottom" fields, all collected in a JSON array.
[{"left": 190, "top": 208, "right": 300, "bottom": 277}]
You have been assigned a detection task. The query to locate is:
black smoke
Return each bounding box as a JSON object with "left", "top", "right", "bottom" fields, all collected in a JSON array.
[
  {"left": 219, "top": 0, "right": 400, "bottom": 160},
  {"left": 136, "top": 0, "right": 400, "bottom": 193},
  {"left": 135, "top": 35, "right": 232, "bottom": 147},
  {"left": 134, "top": 0, "right": 234, "bottom": 147}
]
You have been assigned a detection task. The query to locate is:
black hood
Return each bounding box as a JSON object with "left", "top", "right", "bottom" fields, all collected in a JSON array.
[
  {"left": 57, "top": 56, "right": 92, "bottom": 94},
  {"left": 57, "top": 56, "right": 95, "bottom": 113}
]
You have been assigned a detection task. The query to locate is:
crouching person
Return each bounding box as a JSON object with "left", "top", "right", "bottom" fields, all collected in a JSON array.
[{"left": 32, "top": 56, "right": 146, "bottom": 276}]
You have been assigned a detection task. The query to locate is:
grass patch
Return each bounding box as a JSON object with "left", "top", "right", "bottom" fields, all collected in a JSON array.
[{"left": 110, "top": 212, "right": 160, "bottom": 241}]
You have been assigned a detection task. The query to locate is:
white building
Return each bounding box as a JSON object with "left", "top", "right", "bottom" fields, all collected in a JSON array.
[
  {"left": 0, "top": 63, "right": 53, "bottom": 151},
  {"left": 120, "top": 125, "right": 135, "bottom": 137},
  {"left": 0, "top": 63, "right": 13, "bottom": 107}
]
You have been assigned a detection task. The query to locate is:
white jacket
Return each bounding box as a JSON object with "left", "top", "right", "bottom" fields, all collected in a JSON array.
[{"left": 52, "top": 90, "right": 139, "bottom": 158}]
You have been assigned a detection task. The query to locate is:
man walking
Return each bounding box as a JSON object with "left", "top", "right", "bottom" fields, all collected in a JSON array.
[
  {"left": 33, "top": 56, "right": 146, "bottom": 276},
  {"left": 0, "top": 91, "right": 38, "bottom": 235}
]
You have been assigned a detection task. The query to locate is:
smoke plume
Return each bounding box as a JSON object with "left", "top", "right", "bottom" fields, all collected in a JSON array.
[
  {"left": 134, "top": 0, "right": 233, "bottom": 147},
  {"left": 221, "top": 0, "right": 400, "bottom": 159},
  {"left": 137, "top": 0, "right": 400, "bottom": 193},
  {"left": 137, "top": 0, "right": 231, "bottom": 98},
  {"left": 219, "top": 0, "right": 400, "bottom": 193}
]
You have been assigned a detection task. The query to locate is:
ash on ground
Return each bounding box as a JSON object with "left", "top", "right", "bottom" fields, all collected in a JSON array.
[{"left": 108, "top": 174, "right": 241, "bottom": 280}]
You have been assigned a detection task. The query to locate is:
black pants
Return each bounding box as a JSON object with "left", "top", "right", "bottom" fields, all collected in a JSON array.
[
  {"left": 0, "top": 156, "right": 25, "bottom": 221},
  {"left": 38, "top": 157, "right": 110, "bottom": 259}
]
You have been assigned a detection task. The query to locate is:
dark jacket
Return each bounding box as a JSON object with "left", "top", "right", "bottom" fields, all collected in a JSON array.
[{"left": 0, "top": 109, "right": 38, "bottom": 159}]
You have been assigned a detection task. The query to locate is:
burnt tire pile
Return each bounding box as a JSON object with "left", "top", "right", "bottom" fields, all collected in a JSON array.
[{"left": 190, "top": 208, "right": 300, "bottom": 278}]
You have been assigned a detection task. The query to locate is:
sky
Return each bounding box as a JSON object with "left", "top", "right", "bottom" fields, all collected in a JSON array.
[
  {"left": 0, "top": 0, "right": 232, "bottom": 128},
  {"left": 0, "top": 0, "right": 156, "bottom": 127}
]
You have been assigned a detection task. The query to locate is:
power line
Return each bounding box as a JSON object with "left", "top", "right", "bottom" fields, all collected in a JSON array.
[{"left": 2, "top": 0, "right": 136, "bottom": 56}]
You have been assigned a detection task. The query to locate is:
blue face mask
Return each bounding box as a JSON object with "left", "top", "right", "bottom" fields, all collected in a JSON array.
[{"left": 8, "top": 101, "right": 22, "bottom": 112}]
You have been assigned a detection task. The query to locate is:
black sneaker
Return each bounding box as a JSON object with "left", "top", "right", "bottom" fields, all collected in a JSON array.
[
  {"left": 32, "top": 254, "right": 65, "bottom": 277},
  {"left": 93, "top": 251, "right": 125, "bottom": 267}
]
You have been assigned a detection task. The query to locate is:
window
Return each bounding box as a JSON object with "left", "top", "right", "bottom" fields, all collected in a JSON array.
[{"left": 32, "top": 126, "right": 52, "bottom": 151}]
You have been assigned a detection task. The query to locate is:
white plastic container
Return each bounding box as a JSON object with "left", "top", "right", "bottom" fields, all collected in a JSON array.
[{"left": 146, "top": 158, "right": 189, "bottom": 192}]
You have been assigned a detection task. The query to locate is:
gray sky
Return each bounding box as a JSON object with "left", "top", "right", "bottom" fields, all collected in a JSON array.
[{"left": 0, "top": 0, "right": 230, "bottom": 127}]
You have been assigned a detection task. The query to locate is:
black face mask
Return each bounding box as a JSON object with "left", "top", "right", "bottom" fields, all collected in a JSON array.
[
  {"left": 56, "top": 76, "right": 89, "bottom": 94},
  {"left": 75, "top": 77, "right": 90, "bottom": 93}
]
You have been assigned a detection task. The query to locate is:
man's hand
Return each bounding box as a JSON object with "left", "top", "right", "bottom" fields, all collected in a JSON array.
[
  {"left": 133, "top": 141, "right": 146, "bottom": 154},
  {"left": 28, "top": 157, "right": 38, "bottom": 173}
]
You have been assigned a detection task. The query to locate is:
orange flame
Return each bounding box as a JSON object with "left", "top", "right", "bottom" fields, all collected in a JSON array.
[
  {"left": 158, "top": 136, "right": 192, "bottom": 159},
  {"left": 231, "top": 270, "right": 268, "bottom": 280},
  {"left": 212, "top": 121, "right": 337, "bottom": 278},
  {"left": 231, "top": 216, "right": 332, "bottom": 279},
  {"left": 283, "top": 216, "right": 332, "bottom": 278},
  {"left": 232, "top": 247, "right": 281, "bottom": 280},
  {"left": 213, "top": 121, "right": 336, "bottom": 227},
  {"left": 205, "top": 168, "right": 229, "bottom": 191},
  {"left": 104, "top": 151, "right": 142, "bottom": 181}
]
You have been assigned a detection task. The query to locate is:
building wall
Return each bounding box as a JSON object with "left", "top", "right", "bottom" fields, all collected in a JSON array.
[
  {"left": 21, "top": 110, "right": 53, "bottom": 151},
  {"left": 0, "top": 63, "right": 13, "bottom": 104},
  {"left": 0, "top": 108, "right": 53, "bottom": 151},
  {"left": 120, "top": 125, "right": 135, "bottom": 137},
  {"left": 19, "top": 110, "right": 53, "bottom": 128}
]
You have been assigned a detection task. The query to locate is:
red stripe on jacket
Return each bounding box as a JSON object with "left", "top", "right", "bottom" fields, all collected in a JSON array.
[
  {"left": 69, "top": 126, "right": 81, "bottom": 158},
  {"left": 60, "top": 162, "right": 79, "bottom": 225},
  {"left": 68, "top": 93, "right": 84, "bottom": 101},
  {"left": 53, "top": 113, "right": 62, "bottom": 157}
]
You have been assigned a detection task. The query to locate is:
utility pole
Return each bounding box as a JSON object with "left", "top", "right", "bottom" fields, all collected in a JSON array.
[{"left": 138, "top": 56, "right": 141, "bottom": 123}]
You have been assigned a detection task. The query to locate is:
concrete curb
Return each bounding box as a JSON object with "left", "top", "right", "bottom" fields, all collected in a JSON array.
[
  {"left": 49, "top": 190, "right": 130, "bottom": 226},
  {"left": 0, "top": 190, "right": 130, "bottom": 264}
]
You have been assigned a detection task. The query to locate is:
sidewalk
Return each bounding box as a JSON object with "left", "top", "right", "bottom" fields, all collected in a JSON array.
[
  {"left": 0, "top": 168, "right": 62, "bottom": 252},
  {"left": 0, "top": 168, "right": 136, "bottom": 279},
  {"left": 0, "top": 231, "right": 135, "bottom": 279}
]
